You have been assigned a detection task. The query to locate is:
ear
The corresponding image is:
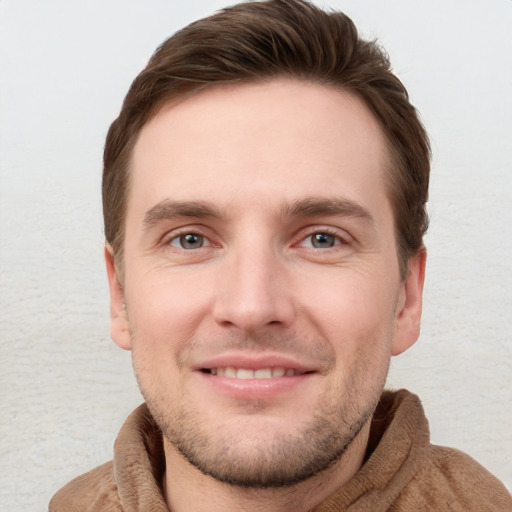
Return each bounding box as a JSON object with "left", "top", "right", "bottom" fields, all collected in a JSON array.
[
  {"left": 105, "top": 245, "right": 132, "bottom": 351},
  {"left": 391, "top": 249, "right": 426, "bottom": 356}
]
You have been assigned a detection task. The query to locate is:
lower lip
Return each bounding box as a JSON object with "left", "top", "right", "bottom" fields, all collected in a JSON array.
[{"left": 196, "top": 371, "right": 315, "bottom": 400}]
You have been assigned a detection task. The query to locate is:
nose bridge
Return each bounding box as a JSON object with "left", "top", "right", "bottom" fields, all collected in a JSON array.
[{"left": 213, "top": 234, "right": 294, "bottom": 331}]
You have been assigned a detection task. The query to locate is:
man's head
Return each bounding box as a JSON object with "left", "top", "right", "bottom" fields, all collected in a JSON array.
[
  {"left": 103, "top": 0, "right": 428, "bottom": 492},
  {"left": 103, "top": 0, "right": 430, "bottom": 281}
]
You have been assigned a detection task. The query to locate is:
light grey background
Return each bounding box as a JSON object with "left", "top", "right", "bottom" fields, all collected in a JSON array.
[{"left": 1, "top": 1, "right": 511, "bottom": 509}]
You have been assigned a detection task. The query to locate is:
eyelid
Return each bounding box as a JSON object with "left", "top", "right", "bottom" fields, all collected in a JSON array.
[
  {"left": 159, "top": 224, "right": 221, "bottom": 249},
  {"left": 293, "top": 225, "right": 353, "bottom": 248},
  {"left": 169, "top": 233, "right": 207, "bottom": 249}
]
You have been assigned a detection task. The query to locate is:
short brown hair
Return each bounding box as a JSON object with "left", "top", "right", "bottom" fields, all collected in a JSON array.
[{"left": 103, "top": 0, "right": 430, "bottom": 279}]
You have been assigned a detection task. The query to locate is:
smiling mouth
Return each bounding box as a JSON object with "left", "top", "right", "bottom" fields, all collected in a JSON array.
[{"left": 201, "top": 367, "right": 311, "bottom": 379}]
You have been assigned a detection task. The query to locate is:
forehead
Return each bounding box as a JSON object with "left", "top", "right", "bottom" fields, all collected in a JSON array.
[{"left": 128, "top": 79, "right": 390, "bottom": 221}]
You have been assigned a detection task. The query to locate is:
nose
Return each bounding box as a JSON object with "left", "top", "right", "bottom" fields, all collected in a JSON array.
[{"left": 212, "top": 244, "right": 296, "bottom": 333}]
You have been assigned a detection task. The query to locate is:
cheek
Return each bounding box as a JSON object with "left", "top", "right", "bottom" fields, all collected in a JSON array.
[
  {"left": 124, "top": 270, "right": 214, "bottom": 355},
  {"left": 300, "top": 270, "right": 398, "bottom": 355}
]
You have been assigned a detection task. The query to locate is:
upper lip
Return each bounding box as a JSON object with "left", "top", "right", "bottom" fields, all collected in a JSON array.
[{"left": 193, "top": 352, "right": 317, "bottom": 372}]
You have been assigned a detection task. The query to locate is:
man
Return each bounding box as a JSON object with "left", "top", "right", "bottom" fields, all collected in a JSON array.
[{"left": 50, "top": 0, "right": 512, "bottom": 510}]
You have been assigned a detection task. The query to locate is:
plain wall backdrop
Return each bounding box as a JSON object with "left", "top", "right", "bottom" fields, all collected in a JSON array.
[{"left": 1, "top": 1, "right": 511, "bottom": 509}]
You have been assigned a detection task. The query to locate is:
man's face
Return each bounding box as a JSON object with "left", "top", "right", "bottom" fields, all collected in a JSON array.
[{"left": 107, "top": 79, "right": 424, "bottom": 487}]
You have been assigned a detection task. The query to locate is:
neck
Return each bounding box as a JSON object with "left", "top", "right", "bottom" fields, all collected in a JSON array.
[{"left": 162, "top": 420, "right": 371, "bottom": 512}]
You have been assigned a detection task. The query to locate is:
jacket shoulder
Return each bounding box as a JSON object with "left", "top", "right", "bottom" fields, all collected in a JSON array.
[
  {"left": 49, "top": 461, "right": 123, "bottom": 512},
  {"left": 394, "top": 446, "right": 512, "bottom": 511}
]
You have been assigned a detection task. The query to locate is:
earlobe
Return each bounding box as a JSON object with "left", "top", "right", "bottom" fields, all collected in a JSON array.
[
  {"left": 391, "top": 249, "right": 426, "bottom": 356},
  {"left": 105, "top": 245, "right": 132, "bottom": 351}
]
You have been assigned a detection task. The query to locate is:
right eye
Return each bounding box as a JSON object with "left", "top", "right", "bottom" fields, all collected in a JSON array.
[
  {"left": 169, "top": 233, "right": 206, "bottom": 249},
  {"left": 305, "top": 232, "right": 339, "bottom": 249}
]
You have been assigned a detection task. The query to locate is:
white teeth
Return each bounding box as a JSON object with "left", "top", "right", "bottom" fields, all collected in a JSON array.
[
  {"left": 254, "top": 368, "right": 272, "bottom": 379},
  {"left": 225, "top": 367, "right": 236, "bottom": 378},
  {"left": 237, "top": 368, "right": 254, "bottom": 379},
  {"left": 208, "top": 367, "right": 300, "bottom": 379}
]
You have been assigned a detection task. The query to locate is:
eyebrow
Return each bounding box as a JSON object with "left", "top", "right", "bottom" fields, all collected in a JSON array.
[
  {"left": 280, "top": 197, "right": 374, "bottom": 224},
  {"left": 143, "top": 200, "right": 224, "bottom": 228},
  {"left": 143, "top": 196, "right": 374, "bottom": 229}
]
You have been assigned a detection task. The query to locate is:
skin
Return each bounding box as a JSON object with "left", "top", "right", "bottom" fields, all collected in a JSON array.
[{"left": 106, "top": 79, "right": 425, "bottom": 512}]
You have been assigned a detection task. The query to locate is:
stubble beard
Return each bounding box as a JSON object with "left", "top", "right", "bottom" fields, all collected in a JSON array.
[
  {"left": 136, "top": 358, "right": 388, "bottom": 489},
  {"left": 157, "top": 394, "right": 376, "bottom": 488}
]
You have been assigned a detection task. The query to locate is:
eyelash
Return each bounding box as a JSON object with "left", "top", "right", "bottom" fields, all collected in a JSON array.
[
  {"left": 169, "top": 233, "right": 209, "bottom": 249},
  {"left": 161, "top": 226, "right": 350, "bottom": 252},
  {"left": 295, "top": 227, "right": 350, "bottom": 250},
  {"left": 161, "top": 227, "right": 216, "bottom": 250}
]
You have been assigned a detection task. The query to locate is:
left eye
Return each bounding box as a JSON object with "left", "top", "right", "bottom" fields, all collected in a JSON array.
[
  {"left": 302, "top": 232, "right": 340, "bottom": 248},
  {"left": 169, "top": 233, "right": 206, "bottom": 249}
]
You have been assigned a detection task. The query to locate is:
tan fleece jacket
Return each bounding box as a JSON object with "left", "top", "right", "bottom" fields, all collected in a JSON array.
[{"left": 49, "top": 390, "right": 512, "bottom": 511}]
